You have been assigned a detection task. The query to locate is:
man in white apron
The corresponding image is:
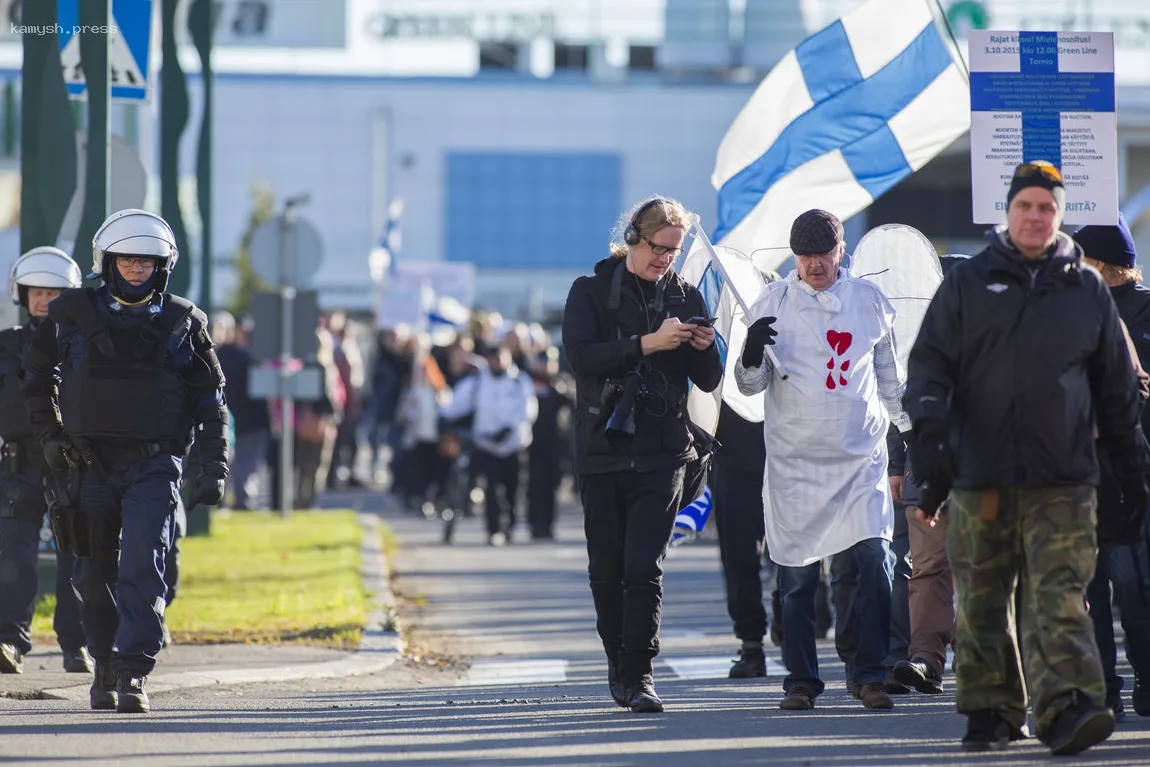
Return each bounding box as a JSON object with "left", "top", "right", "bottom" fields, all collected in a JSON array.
[{"left": 735, "top": 209, "right": 912, "bottom": 711}]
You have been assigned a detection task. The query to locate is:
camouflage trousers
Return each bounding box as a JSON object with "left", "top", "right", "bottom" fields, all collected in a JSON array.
[{"left": 948, "top": 486, "right": 1106, "bottom": 737}]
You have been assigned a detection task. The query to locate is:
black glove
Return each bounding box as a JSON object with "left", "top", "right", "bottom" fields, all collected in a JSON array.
[
  {"left": 918, "top": 478, "right": 952, "bottom": 518},
  {"left": 907, "top": 421, "right": 954, "bottom": 489},
  {"left": 188, "top": 475, "right": 226, "bottom": 508},
  {"left": 740, "top": 316, "right": 778, "bottom": 369},
  {"left": 491, "top": 427, "right": 513, "bottom": 443},
  {"left": 42, "top": 435, "right": 77, "bottom": 473}
]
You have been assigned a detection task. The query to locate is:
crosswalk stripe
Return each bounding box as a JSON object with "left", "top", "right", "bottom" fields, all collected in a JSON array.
[
  {"left": 661, "top": 655, "right": 789, "bottom": 680},
  {"left": 458, "top": 659, "right": 569, "bottom": 687}
]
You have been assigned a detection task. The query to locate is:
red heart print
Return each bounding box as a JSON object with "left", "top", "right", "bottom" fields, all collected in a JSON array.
[{"left": 827, "top": 330, "right": 853, "bottom": 356}]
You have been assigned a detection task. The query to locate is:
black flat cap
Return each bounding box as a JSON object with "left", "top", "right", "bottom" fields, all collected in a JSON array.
[{"left": 790, "top": 209, "right": 844, "bottom": 256}]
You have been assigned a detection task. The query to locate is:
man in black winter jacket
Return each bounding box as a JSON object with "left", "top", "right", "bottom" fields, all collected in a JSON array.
[
  {"left": 1074, "top": 213, "right": 1150, "bottom": 721},
  {"left": 905, "top": 162, "right": 1149, "bottom": 755},
  {"left": 563, "top": 196, "right": 722, "bottom": 713}
]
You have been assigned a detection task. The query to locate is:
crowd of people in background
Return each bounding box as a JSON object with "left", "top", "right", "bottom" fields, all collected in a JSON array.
[{"left": 211, "top": 308, "right": 577, "bottom": 544}]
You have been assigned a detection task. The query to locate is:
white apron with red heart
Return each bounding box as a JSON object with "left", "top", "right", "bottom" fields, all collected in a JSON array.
[{"left": 748, "top": 269, "right": 897, "bottom": 567}]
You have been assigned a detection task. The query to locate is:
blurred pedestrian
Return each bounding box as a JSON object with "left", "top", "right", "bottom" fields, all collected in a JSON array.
[
  {"left": 1074, "top": 214, "right": 1150, "bottom": 721},
  {"left": 440, "top": 340, "right": 537, "bottom": 544}
]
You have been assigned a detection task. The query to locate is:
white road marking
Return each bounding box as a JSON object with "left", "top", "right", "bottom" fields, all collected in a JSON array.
[
  {"left": 459, "top": 659, "right": 569, "bottom": 686},
  {"left": 661, "top": 655, "right": 788, "bottom": 680}
]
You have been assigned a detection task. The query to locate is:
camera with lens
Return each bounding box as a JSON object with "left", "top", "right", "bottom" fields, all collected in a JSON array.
[{"left": 603, "top": 367, "right": 647, "bottom": 447}]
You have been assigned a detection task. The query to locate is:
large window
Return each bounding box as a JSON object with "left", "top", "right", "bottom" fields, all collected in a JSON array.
[{"left": 445, "top": 152, "right": 621, "bottom": 268}]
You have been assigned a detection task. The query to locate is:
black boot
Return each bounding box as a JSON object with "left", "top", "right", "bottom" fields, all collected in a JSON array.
[
  {"left": 115, "top": 671, "right": 150, "bottom": 713},
  {"left": 0, "top": 643, "right": 23, "bottom": 674},
  {"left": 1044, "top": 691, "right": 1114, "bottom": 756},
  {"left": 961, "top": 710, "right": 1012, "bottom": 752},
  {"left": 90, "top": 660, "right": 118, "bottom": 710},
  {"left": 1134, "top": 673, "right": 1150, "bottom": 717},
  {"left": 63, "top": 647, "right": 94, "bottom": 674},
  {"left": 624, "top": 675, "right": 663, "bottom": 713},
  {"left": 606, "top": 659, "right": 627, "bottom": 708},
  {"left": 729, "top": 641, "right": 767, "bottom": 679}
]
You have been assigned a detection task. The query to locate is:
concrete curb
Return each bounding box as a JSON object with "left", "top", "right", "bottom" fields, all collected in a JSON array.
[{"left": 40, "top": 512, "right": 404, "bottom": 702}]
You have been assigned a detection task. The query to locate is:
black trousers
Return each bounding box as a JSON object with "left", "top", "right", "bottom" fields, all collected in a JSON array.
[
  {"left": 527, "top": 448, "right": 561, "bottom": 539},
  {"left": 579, "top": 465, "right": 684, "bottom": 685},
  {"left": 473, "top": 450, "right": 521, "bottom": 536},
  {"left": 712, "top": 462, "right": 768, "bottom": 643}
]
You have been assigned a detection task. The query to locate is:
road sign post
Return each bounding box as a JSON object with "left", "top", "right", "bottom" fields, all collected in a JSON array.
[{"left": 248, "top": 197, "right": 320, "bottom": 516}]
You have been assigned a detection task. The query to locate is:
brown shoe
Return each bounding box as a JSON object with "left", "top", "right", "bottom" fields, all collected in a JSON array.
[
  {"left": 858, "top": 682, "right": 894, "bottom": 710},
  {"left": 779, "top": 686, "right": 816, "bottom": 710}
]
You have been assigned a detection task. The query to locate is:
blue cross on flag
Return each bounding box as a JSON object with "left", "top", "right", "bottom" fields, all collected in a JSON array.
[
  {"left": 57, "top": 0, "right": 155, "bottom": 103},
  {"left": 710, "top": 0, "right": 969, "bottom": 272}
]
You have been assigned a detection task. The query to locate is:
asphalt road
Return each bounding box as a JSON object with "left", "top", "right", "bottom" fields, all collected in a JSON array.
[{"left": 3, "top": 494, "right": 1149, "bottom": 767}]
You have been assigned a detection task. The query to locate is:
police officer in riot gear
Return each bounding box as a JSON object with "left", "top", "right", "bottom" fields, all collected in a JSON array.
[
  {"left": 22, "top": 209, "right": 229, "bottom": 713},
  {"left": 0, "top": 247, "right": 89, "bottom": 675}
]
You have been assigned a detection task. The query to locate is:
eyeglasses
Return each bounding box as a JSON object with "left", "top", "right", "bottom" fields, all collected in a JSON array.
[
  {"left": 641, "top": 237, "right": 683, "bottom": 257},
  {"left": 1013, "top": 161, "right": 1062, "bottom": 184},
  {"left": 114, "top": 256, "right": 156, "bottom": 269}
]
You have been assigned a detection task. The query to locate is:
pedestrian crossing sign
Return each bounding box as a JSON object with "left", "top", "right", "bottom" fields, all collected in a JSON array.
[{"left": 57, "top": 0, "right": 155, "bottom": 103}]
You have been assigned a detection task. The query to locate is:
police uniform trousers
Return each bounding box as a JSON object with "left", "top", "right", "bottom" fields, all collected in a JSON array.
[
  {"left": 579, "top": 465, "right": 684, "bottom": 685},
  {"left": 75, "top": 451, "right": 182, "bottom": 676},
  {"left": 948, "top": 486, "right": 1106, "bottom": 738},
  {"left": 0, "top": 449, "right": 86, "bottom": 655}
]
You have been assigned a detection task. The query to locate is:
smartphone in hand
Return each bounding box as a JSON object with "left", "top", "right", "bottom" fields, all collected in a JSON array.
[{"left": 686, "top": 316, "right": 717, "bottom": 327}]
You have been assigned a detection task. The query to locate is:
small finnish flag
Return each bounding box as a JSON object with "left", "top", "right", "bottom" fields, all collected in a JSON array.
[{"left": 672, "top": 486, "right": 713, "bottom": 546}]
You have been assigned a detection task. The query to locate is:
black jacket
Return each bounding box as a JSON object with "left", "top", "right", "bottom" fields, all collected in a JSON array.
[
  {"left": 563, "top": 257, "right": 723, "bottom": 474},
  {"left": 905, "top": 229, "right": 1149, "bottom": 489},
  {"left": 713, "top": 401, "right": 765, "bottom": 480}
]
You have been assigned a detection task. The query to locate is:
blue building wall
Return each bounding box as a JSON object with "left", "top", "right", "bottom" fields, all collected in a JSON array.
[{"left": 445, "top": 151, "right": 621, "bottom": 269}]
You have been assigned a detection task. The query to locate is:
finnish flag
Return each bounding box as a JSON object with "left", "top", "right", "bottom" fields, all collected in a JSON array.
[{"left": 712, "top": 0, "right": 970, "bottom": 272}]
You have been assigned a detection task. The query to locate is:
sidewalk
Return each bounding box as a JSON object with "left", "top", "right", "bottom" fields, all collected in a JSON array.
[{"left": 0, "top": 509, "right": 402, "bottom": 703}]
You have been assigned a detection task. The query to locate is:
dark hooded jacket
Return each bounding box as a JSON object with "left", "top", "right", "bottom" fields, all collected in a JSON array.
[
  {"left": 905, "top": 228, "right": 1149, "bottom": 490},
  {"left": 562, "top": 256, "right": 723, "bottom": 475}
]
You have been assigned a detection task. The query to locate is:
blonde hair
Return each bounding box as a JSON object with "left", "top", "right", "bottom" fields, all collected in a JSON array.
[
  {"left": 609, "top": 196, "right": 696, "bottom": 259},
  {"left": 1107, "top": 264, "right": 1144, "bottom": 285}
]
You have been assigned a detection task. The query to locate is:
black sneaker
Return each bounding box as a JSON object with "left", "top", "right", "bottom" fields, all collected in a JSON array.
[
  {"left": 607, "top": 660, "right": 627, "bottom": 708},
  {"left": 115, "top": 672, "right": 150, "bottom": 713},
  {"left": 1045, "top": 692, "right": 1114, "bottom": 756},
  {"left": 729, "top": 642, "right": 767, "bottom": 679},
  {"left": 961, "top": 710, "right": 1012, "bottom": 752},
  {"left": 90, "top": 661, "right": 118, "bottom": 710},
  {"left": 63, "top": 647, "right": 94, "bottom": 674},
  {"left": 1134, "top": 673, "right": 1150, "bottom": 717},
  {"left": 892, "top": 657, "right": 944, "bottom": 694},
  {"left": 625, "top": 677, "right": 663, "bottom": 713},
  {"left": 0, "top": 643, "right": 23, "bottom": 674}
]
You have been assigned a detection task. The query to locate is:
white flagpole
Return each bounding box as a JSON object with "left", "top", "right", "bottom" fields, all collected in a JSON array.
[{"left": 692, "top": 223, "right": 790, "bottom": 380}]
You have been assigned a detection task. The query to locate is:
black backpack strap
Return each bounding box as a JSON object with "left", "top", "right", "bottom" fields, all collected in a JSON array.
[
  {"left": 134, "top": 295, "right": 195, "bottom": 362},
  {"left": 47, "top": 288, "right": 116, "bottom": 358}
]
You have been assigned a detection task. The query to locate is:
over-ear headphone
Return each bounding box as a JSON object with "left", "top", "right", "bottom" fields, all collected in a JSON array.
[{"left": 623, "top": 197, "right": 667, "bottom": 247}]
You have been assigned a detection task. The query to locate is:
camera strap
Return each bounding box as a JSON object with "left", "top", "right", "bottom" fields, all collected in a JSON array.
[{"left": 608, "top": 259, "right": 668, "bottom": 333}]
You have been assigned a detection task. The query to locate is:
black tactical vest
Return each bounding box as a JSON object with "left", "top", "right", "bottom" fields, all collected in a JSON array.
[
  {"left": 0, "top": 326, "right": 33, "bottom": 441},
  {"left": 49, "top": 288, "right": 195, "bottom": 443}
]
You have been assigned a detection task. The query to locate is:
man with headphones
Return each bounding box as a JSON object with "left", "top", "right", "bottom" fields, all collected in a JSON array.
[
  {"left": 21, "top": 209, "right": 230, "bottom": 713},
  {"left": 0, "top": 247, "right": 89, "bottom": 676},
  {"left": 562, "top": 196, "right": 722, "bottom": 712}
]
